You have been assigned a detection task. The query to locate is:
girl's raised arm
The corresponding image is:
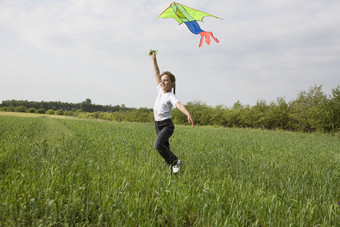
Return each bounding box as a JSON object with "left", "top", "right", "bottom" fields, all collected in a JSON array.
[{"left": 150, "top": 51, "right": 161, "bottom": 85}]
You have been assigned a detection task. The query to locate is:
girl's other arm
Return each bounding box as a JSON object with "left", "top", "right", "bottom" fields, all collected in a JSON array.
[
  {"left": 150, "top": 51, "right": 161, "bottom": 85},
  {"left": 175, "top": 102, "right": 195, "bottom": 127}
]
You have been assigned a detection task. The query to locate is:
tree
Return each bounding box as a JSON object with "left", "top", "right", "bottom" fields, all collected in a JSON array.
[
  {"left": 328, "top": 85, "right": 340, "bottom": 133},
  {"left": 228, "top": 101, "right": 244, "bottom": 128},
  {"left": 209, "top": 105, "right": 226, "bottom": 126},
  {"left": 288, "top": 85, "right": 328, "bottom": 132},
  {"left": 245, "top": 100, "right": 269, "bottom": 129},
  {"left": 81, "top": 98, "right": 92, "bottom": 112},
  {"left": 266, "top": 98, "right": 289, "bottom": 129}
]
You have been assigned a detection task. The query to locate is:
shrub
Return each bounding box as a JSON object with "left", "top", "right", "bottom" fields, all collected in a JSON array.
[
  {"left": 28, "top": 107, "right": 37, "bottom": 113},
  {"left": 55, "top": 110, "right": 64, "bottom": 115},
  {"left": 74, "top": 109, "right": 83, "bottom": 117},
  {"left": 46, "top": 109, "right": 55, "bottom": 115},
  {"left": 37, "top": 108, "right": 46, "bottom": 114},
  {"left": 64, "top": 111, "right": 73, "bottom": 116},
  {"left": 14, "top": 106, "right": 26, "bottom": 113}
]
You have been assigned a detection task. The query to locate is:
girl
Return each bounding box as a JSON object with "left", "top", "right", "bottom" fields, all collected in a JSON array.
[{"left": 149, "top": 51, "right": 194, "bottom": 174}]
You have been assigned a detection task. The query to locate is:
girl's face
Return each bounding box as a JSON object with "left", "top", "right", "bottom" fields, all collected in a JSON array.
[{"left": 160, "top": 74, "right": 174, "bottom": 93}]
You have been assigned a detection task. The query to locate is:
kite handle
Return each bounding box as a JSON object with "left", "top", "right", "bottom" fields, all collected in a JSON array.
[{"left": 148, "top": 49, "right": 158, "bottom": 55}]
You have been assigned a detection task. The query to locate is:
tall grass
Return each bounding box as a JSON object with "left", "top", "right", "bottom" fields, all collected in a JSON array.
[{"left": 0, "top": 114, "right": 339, "bottom": 226}]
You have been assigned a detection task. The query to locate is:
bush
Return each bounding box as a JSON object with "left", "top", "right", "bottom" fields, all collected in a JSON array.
[
  {"left": 28, "top": 107, "right": 37, "bottom": 113},
  {"left": 37, "top": 108, "right": 46, "bottom": 114},
  {"left": 74, "top": 109, "right": 83, "bottom": 117},
  {"left": 14, "top": 106, "right": 27, "bottom": 113},
  {"left": 46, "top": 109, "right": 55, "bottom": 115},
  {"left": 0, "top": 107, "right": 8, "bottom": 112},
  {"left": 65, "top": 111, "right": 74, "bottom": 116},
  {"left": 55, "top": 110, "right": 64, "bottom": 115}
]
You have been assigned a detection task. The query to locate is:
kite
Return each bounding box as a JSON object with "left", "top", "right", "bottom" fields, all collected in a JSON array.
[{"left": 158, "top": 2, "right": 222, "bottom": 47}]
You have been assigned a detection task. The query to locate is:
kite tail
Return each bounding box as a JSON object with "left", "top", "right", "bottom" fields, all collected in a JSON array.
[
  {"left": 199, "top": 31, "right": 219, "bottom": 47},
  {"left": 184, "top": 21, "right": 219, "bottom": 47}
]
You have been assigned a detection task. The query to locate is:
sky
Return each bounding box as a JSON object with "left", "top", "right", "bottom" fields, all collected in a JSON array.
[{"left": 1, "top": 0, "right": 340, "bottom": 108}]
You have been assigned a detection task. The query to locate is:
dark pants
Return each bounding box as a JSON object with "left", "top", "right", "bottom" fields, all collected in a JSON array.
[{"left": 154, "top": 119, "right": 178, "bottom": 166}]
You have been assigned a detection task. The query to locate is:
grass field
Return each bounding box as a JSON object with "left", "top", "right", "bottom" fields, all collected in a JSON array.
[{"left": 0, "top": 113, "right": 339, "bottom": 226}]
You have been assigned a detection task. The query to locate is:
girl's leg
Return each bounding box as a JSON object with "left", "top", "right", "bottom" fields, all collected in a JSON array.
[{"left": 154, "top": 122, "right": 177, "bottom": 165}]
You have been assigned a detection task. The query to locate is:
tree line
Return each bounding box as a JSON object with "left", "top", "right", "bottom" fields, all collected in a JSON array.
[
  {"left": 0, "top": 98, "right": 128, "bottom": 113},
  {"left": 1, "top": 85, "right": 339, "bottom": 133},
  {"left": 172, "top": 85, "right": 340, "bottom": 133}
]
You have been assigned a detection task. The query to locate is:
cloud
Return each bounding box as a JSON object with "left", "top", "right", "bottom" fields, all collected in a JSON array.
[{"left": 1, "top": 0, "right": 340, "bottom": 108}]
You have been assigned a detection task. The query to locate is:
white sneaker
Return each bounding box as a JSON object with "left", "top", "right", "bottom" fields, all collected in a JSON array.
[{"left": 172, "top": 160, "right": 182, "bottom": 174}]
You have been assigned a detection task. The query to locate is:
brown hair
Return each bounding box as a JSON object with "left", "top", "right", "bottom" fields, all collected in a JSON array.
[{"left": 161, "top": 71, "right": 176, "bottom": 94}]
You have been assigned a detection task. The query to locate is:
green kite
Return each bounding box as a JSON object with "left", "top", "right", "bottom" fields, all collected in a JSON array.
[{"left": 158, "top": 2, "right": 222, "bottom": 47}]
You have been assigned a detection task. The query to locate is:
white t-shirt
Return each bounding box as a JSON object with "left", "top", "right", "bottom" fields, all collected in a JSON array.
[{"left": 153, "top": 84, "right": 179, "bottom": 121}]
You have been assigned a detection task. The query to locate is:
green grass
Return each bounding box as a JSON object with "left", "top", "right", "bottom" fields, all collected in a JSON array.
[{"left": 0, "top": 114, "right": 339, "bottom": 226}]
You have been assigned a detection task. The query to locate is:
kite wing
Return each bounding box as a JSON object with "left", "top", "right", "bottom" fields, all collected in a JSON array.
[
  {"left": 158, "top": 2, "right": 222, "bottom": 47},
  {"left": 158, "top": 2, "right": 221, "bottom": 24}
]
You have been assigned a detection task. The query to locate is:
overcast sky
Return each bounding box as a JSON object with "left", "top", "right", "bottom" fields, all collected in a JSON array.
[{"left": 1, "top": 0, "right": 340, "bottom": 108}]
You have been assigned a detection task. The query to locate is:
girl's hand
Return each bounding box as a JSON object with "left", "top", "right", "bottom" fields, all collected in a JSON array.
[
  {"left": 149, "top": 50, "right": 157, "bottom": 58},
  {"left": 149, "top": 52, "right": 157, "bottom": 61},
  {"left": 188, "top": 115, "right": 195, "bottom": 127}
]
